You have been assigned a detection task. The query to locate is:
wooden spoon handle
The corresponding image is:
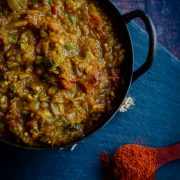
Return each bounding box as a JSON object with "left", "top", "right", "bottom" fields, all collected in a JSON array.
[{"left": 156, "top": 143, "right": 180, "bottom": 168}]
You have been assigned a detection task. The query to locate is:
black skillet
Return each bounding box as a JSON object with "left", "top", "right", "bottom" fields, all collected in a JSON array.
[{"left": 0, "top": 0, "right": 157, "bottom": 150}]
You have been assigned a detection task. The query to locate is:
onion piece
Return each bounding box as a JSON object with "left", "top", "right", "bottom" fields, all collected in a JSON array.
[{"left": 7, "top": 0, "right": 27, "bottom": 11}]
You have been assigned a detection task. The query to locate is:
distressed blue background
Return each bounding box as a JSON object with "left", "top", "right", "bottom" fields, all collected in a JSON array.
[
  {"left": 0, "top": 1, "right": 180, "bottom": 180},
  {"left": 117, "top": 0, "right": 180, "bottom": 59}
]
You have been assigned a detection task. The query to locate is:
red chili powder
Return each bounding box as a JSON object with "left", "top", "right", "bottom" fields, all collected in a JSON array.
[{"left": 100, "top": 144, "right": 157, "bottom": 180}]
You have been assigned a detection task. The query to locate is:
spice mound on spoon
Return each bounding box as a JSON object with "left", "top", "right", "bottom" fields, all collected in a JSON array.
[{"left": 100, "top": 143, "right": 180, "bottom": 180}]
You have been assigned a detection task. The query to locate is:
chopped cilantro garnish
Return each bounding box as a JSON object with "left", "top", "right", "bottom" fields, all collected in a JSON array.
[
  {"left": 9, "top": 34, "right": 17, "bottom": 41},
  {"left": 22, "top": 111, "right": 31, "bottom": 120}
]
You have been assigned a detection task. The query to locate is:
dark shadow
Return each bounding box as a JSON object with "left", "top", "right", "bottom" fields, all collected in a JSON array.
[{"left": 0, "top": 142, "right": 62, "bottom": 180}]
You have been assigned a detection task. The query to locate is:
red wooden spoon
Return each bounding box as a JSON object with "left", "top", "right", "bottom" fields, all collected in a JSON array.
[
  {"left": 156, "top": 143, "right": 180, "bottom": 168},
  {"left": 100, "top": 143, "right": 180, "bottom": 180},
  {"left": 104, "top": 143, "right": 180, "bottom": 179}
]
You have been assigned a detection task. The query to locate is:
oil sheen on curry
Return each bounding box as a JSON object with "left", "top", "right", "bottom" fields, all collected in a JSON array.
[{"left": 0, "top": 0, "right": 125, "bottom": 147}]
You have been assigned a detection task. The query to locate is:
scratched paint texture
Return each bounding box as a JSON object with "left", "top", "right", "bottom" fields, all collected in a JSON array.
[{"left": 118, "top": 0, "right": 180, "bottom": 59}]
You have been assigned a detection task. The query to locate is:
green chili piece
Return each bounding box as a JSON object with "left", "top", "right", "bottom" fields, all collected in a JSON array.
[
  {"left": 73, "top": 124, "right": 80, "bottom": 130},
  {"left": 65, "top": 43, "right": 76, "bottom": 50},
  {"left": 48, "top": 116, "right": 55, "bottom": 121},
  {"left": 69, "top": 15, "right": 77, "bottom": 26},
  {"left": 1, "top": 96, "right": 7, "bottom": 103},
  {"left": 45, "top": 0, "right": 53, "bottom": 4},
  {"left": 53, "top": 57, "right": 64, "bottom": 67},
  {"left": 48, "top": 0, "right": 53, "bottom": 3}
]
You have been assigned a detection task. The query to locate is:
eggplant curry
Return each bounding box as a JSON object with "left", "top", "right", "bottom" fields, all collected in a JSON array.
[{"left": 0, "top": 0, "right": 125, "bottom": 147}]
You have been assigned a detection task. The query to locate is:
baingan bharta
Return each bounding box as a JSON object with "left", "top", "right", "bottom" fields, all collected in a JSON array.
[{"left": 0, "top": 0, "right": 125, "bottom": 147}]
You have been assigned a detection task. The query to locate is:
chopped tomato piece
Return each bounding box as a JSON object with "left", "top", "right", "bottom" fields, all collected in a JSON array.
[
  {"left": 51, "top": 5, "right": 58, "bottom": 16},
  {"left": 110, "top": 69, "right": 120, "bottom": 80}
]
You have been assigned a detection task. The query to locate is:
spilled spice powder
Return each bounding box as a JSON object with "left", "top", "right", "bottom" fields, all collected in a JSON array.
[{"left": 100, "top": 144, "right": 157, "bottom": 180}]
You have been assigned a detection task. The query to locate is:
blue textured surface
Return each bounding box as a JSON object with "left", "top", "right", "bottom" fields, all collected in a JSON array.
[
  {"left": 0, "top": 5, "right": 180, "bottom": 180},
  {"left": 116, "top": 0, "right": 180, "bottom": 59}
]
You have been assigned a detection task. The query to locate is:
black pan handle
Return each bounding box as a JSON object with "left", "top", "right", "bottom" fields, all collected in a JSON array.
[{"left": 122, "top": 10, "right": 157, "bottom": 82}]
